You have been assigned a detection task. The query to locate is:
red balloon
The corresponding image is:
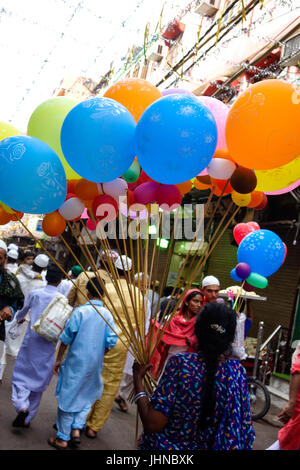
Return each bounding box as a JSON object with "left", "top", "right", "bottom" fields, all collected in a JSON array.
[
  {"left": 283, "top": 242, "right": 287, "bottom": 263},
  {"left": 156, "top": 185, "right": 182, "bottom": 210},
  {"left": 92, "top": 194, "right": 118, "bottom": 221},
  {"left": 134, "top": 182, "right": 159, "bottom": 205},
  {"left": 233, "top": 221, "right": 260, "bottom": 245},
  {"left": 86, "top": 218, "right": 96, "bottom": 231},
  {"left": 136, "top": 170, "right": 156, "bottom": 186}
]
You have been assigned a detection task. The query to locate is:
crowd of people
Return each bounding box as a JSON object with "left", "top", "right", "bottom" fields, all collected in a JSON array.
[{"left": 0, "top": 239, "right": 299, "bottom": 450}]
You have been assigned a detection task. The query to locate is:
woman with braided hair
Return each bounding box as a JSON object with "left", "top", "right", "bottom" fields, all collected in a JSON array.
[{"left": 133, "top": 302, "right": 255, "bottom": 450}]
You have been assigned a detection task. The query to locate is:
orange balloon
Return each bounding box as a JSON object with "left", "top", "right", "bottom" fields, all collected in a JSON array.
[
  {"left": 226, "top": 80, "right": 300, "bottom": 170},
  {"left": 193, "top": 179, "right": 211, "bottom": 190},
  {"left": 75, "top": 179, "right": 99, "bottom": 201},
  {"left": 176, "top": 180, "right": 193, "bottom": 195},
  {"left": 67, "top": 179, "right": 78, "bottom": 194},
  {"left": 42, "top": 211, "right": 66, "bottom": 237},
  {"left": 103, "top": 78, "right": 162, "bottom": 122},
  {"left": 83, "top": 199, "right": 93, "bottom": 209},
  {"left": 10, "top": 211, "right": 24, "bottom": 221},
  {"left": 0, "top": 207, "right": 13, "bottom": 225},
  {"left": 247, "top": 191, "right": 264, "bottom": 208}
]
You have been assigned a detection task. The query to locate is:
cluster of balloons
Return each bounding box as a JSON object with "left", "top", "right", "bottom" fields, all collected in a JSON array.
[
  {"left": 0, "top": 77, "right": 298, "bottom": 230},
  {"left": 231, "top": 222, "right": 286, "bottom": 290}
]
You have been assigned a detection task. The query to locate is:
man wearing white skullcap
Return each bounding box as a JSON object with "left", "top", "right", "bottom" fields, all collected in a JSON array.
[
  {"left": 201, "top": 275, "right": 220, "bottom": 305},
  {"left": 7, "top": 249, "right": 19, "bottom": 275},
  {"left": 8, "top": 243, "right": 19, "bottom": 252}
]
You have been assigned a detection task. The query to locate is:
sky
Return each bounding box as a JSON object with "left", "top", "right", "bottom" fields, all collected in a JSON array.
[{"left": 0, "top": 0, "right": 192, "bottom": 132}]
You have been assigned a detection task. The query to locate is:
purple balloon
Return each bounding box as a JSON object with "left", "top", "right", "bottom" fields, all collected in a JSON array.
[
  {"left": 243, "top": 281, "right": 255, "bottom": 292},
  {"left": 235, "top": 262, "right": 251, "bottom": 280},
  {"left": 161, "top": 88, "right": 194, "bottom": 96},
  {"left": 134, "top": 182, "right": 159, "bottom": 205}
]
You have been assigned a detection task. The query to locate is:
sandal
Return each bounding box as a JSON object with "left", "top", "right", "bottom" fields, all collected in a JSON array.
[
  {"left": 48, "top": 437, "right": 68, "bottom": 450},
  {"left": 12, "top": 410, "right": 29, "bottom": 428},
  {"left": 71, "top": 429, "right": 81, "bottom": 445},
  {"left": 85, "top": 426, "right": 97, "bottom": 439},
  {"left": 114, "top": 396, "right": 128, "bottom": 412}
]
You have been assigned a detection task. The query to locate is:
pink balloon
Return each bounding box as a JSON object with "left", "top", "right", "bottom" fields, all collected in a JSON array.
[
  {"left": 86, "top": 218, "right": 96, "bottom": 230},
  {"left": 197, "top": 96, "right": 229, "bottom": 151},
  {"left": 156, "top": 185, "right": 182, "bottom": 211},
  {"left": 197, "top": 168, "right": 208, "bottom": 176},
  {"left": 265, "top": 179, "right": 300, "bottom": 195},
  {"left": 134, "top": 182, "right": 159, "bottom": 205}
]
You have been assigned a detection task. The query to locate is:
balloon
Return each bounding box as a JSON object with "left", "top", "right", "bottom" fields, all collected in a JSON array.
[
  {"left": 27, "top": 96, "right": 80, "bottom": 179},
  {"left": 233, "top": 222, "right": 260, "bottom": 245},
  {"left": 0, "top": 136, "right": 67, "bottom": 214},
  {"left": 122, "top": 159, "right": 141, "bottom": 183},
  {"left": 58, "top": 197, "right": 85, "bottom": 221},
  {"left": 103, "top": 78, "right": 162, "bottom": 122},
  {"left": 238, "top": 229, "right": 285, "bottom": 277},
  {"left": 230, "top": 268, "right": 243, "bottom": 282},
  {"left": 246, "top": 272, "right": 268, "bottom": 289},
  {"left": 247, "top": 191, "right": 264, "bottom": 208},
  {"left": 226, "top": 79, "right": 300, "bottom": 170},
  {"left": 283, "top": 243, "right": 287, "bottom": 263},
  {"left": 102, "top": 178, "right": 128, "bottom": 201},
  {"left": 243, "top": 281, "right": 255, "bottom": 292},
  {"left": 134, "top": 182, "right": 159, "bottom": 205},
  {"left": 0, "top": 122, "right": 22, "bottom": 141},
  {"left": 232, "top": 191, "right": 251, "bottom": 207},
  {"left": 230, "top": 167, "right": 257, "bottom": 194},
  {"left": 254, "top": 193, "right": 268, "bottom": 210},
  {"left": 235, "top": 262, "right": 251, "bottom": 280},
  {"left": 255, "top": 154, "right": 300, "bottom": 192},
  {"left": 9, "top": 210, "right": 24, "bottom": 222},
  {"left": 197, "top": 96, "right": 229, "bottom": 151},
  {"left": 92, "top": 194, "right": 118, "bottom": 222},
  {"left": 211, "top": 178, "right": 233, "bottom": 194},
  {"left": 42, "top": 211, "right": 67, "bottom": 236},
  {"left": 175, "top": 180, "right": 193, "bottom": 195},
  {"left": 213, "top": 148, "right": 236, "bottom": 162},
  {"left": 61, "top": 97, "right": 136, "bottom": 183},
  {"left": 135, "top": 94, "right": 217, "bottom": 184},
  {"left": 156, "top": 185, "right": 182, "bottom": 210},
  {"left": 162, "top": 89, "right": 194, "bottom": 96},
  {"left": 0, "top": 207, "right": 13, "bottom": 225},
  {"left": 80, "top": 208, "right": 89, "bottom": 219},
  {"left": 207, "top": 157, "right": 236, "bottom": 180},
  {"left": 193, "top": 178, "right": 211, "bottom": 190},
  {"left": 265, "top": 179, "right": 300, "bottom": 195},
  {"left": 67, "top": 179, "right": 78, "bottom": 194},
  {"left": 75, "top": 179, "right": 100, "bottom": 201},
  {"left": 86, "top": 218, "right": 96, "bottom": 231}
]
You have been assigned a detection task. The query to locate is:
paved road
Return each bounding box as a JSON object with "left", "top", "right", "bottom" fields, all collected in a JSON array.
[{"left": 0, "top": 355, "right": 279, "bottom": 451}]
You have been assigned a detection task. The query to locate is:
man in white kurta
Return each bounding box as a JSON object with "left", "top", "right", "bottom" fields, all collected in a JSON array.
[
  {"left": 11, "top": 264, "right": 64, "bottom": 427},
  {"left": 48, "top": 278, "right": 118, "bottom": 449}
]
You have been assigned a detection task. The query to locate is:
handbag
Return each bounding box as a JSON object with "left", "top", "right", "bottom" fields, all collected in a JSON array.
[{"left": 32, "top": 294, "right": 73, "bottom": 344}]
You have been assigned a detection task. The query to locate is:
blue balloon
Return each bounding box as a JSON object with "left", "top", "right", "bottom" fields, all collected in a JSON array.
[
  {"left": 60, "top": 97, "right": 136, "bottom": 183},
  {"left": 135, "top": 94, "right": 217, "bottom": 184},
  {"left": 230, "top": 268, "right": 243, "bottom": 283},
  {"left": 237, "top": 229, "right": 285, "bottom": 277},
  {"left": 0, "top": 136, "right": 66, "bottom": 214}
]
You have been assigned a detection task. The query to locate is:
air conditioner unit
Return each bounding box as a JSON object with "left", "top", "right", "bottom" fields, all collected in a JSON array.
[
  {"left": 148, "top": 43, "right": 167, "bottom": 62},
  {"left": 195, "top": 0, "right": 220, "bottom": 17},
  {"left": 281, "top": 33, "right": 300, "bottom": 67}
]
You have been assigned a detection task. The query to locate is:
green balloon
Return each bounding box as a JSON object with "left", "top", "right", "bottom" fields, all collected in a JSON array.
[
  {"left": 122, "top": 159, "right": 141, "bottom": 183},
  {"left": 27, "top": 96, "right": 81, "bottom": 180},
  {"left": 246, "top": 272, "right": 268, "bottom": 289}
]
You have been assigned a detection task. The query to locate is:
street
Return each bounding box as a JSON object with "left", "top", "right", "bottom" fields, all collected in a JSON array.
[{"left": 0, "top": 355, "right": 279, "bottom": 451}]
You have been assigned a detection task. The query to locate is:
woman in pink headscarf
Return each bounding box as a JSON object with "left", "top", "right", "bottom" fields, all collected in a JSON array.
[
  {"left": 267, "top": 343, "right": 300, "bottom": 450},
  {"left": 149, "top": 289, "right": 203, "bottom": 380}
]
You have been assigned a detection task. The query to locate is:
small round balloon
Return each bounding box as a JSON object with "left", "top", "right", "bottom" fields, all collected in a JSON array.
[
  {"left": 75, "top": 179, "right": 100, "bottom": 201},
  {"left": 61, "top": 97, "right": 136, "bottom": 183},
  {"left": 134, "top": 182, "right": 159, "bottom": 205},
  {"left": 135, "top": 94, "right": 217, "bottom": 184},
  {"left": 226, "top": 80, "right": 300, "bottom": 170},
  {"left": 230, "top": 268, "right": 243, "bottom": 283},
  {"left": 230, "top": 167, "right": 257, "bottom": 194},
  {"left": 102, "top": 178, "right": 128, "bottom": 201},
  {"left": 42, "top": 211, "right": 67, "bottom": 236},
  {"left": 104, "top": 78, "right": 162, "bottom": 122},
  {"left": 246, "top": 272, "right": 268, "bottom": 289},
  {"left": 197, "top": 96, "right": 229, "bottom": 151},
  {"left": 207, "top": 157, "right": 236, "bottom": 180},
  {"left": 235, "top": 262, "right": 251, "bottom": 280},
  {"left": 58, "top": 197, "right": 85, "bottom": 221},
  {"left": 122, "top": 159, "right": 141, "bottom": 183},
  {"left": 156, "top": 185, "right": 182, "bottom": 210},
  {"left": 232, "top": 191, "right": 251, "bottom": 207},
  {"left": 0, "top": 136, "right": 67, "bottom": 214},
  {"left": 27, "top": 96, "right": 80, "bottom": 179},
  {"left": 237, "top": 229, "right": 285, "bottom": 277}
]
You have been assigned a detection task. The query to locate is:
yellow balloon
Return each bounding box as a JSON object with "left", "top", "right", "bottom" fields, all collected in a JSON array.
[
  {"left": 0, "top": 122, "right": 22, "bottom": 141},
  {"left": 231, "top": 191, "right": 251, "bottom": 207},
  {"left": 255, "top": 155, "right": 300, "bottom": 192}
]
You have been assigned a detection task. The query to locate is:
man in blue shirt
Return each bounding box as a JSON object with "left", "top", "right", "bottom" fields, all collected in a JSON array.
[{"left": 48, "top": 277, "right": 118, "bottom": 450}]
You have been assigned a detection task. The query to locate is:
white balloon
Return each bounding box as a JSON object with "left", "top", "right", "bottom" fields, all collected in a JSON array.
[
  {"left": 102, "top": 178, "right": 128, "bottom": 201},
  {"left": 58, "top": 197, "right": 85, "bottom": 221},
  {"left": 207, "top": 158, "right": 236, "bottom": 180}
]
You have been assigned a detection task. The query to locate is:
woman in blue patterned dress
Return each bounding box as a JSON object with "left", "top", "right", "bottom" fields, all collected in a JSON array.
[{"left": 133, "top": 302, "right": 255, "bottom": 450}]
